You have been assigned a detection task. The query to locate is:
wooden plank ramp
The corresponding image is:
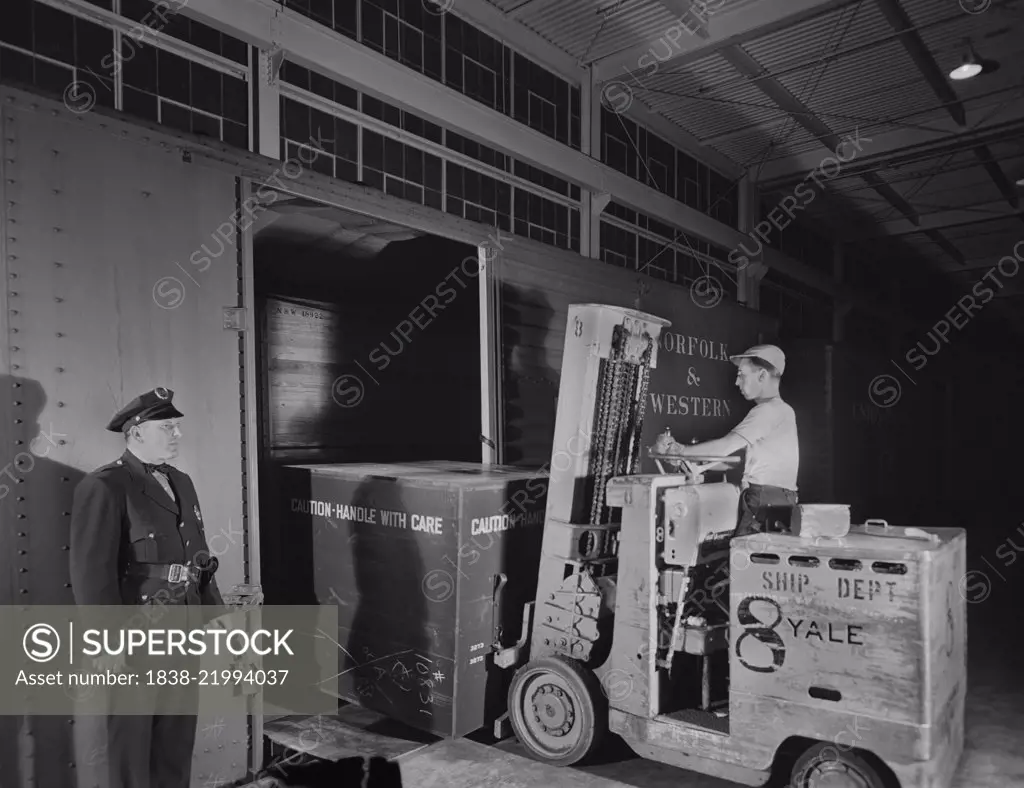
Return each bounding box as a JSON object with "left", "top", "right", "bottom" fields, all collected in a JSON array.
[{"left": 257, "top": 706, "right": 640, "bottom": 788}]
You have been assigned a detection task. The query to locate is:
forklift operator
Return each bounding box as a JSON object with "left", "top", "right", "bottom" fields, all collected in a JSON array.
[{"left": 654, "top": 344, "right": 799, "bottom": 537}]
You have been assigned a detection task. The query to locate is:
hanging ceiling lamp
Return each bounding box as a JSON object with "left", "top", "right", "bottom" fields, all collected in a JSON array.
[{"left": 949, "top": 39, "right": 1000, "bottom": 80}]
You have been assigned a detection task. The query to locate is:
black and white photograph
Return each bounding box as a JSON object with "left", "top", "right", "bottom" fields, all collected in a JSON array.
[{"left": 0, "top": 0, "right": 1022, "bottom": 786}]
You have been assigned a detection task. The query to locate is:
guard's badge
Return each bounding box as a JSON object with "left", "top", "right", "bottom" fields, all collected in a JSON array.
[
  {"left": 155, "top": 387, "right": 170, "bottom": 400},
  {"left": 194, "top": 504, "right": 202, "bottom": 522}
]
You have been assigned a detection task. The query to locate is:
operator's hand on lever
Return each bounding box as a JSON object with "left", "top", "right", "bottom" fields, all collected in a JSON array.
[{"left": 651, "top": 429, "right": 685, "bottom": 469}]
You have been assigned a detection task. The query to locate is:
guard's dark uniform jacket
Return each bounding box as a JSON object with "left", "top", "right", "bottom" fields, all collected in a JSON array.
[
  {"left": 69, "top": 448, "right": 224, "bottom": 611},
  {"left": 69, "top": 446, "right": 224, "bottom": 788}
]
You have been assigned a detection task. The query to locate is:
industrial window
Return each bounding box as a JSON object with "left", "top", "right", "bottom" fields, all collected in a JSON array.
[
  {"left": 445, "top": 15, "right": 509, "bottom": 113},
  {"left": 639, "top": 236, "right": 673, "bottom": 280},
  {"left": 600, "top": 221, "right": 638, "bottom": 269},
  {"left": 636, "top": 213, "right": 676, "bottom": 241},
  {"left": 676, "top": 151, "right": 707, "bottom": 213},
  {"left": 362, "top": 0, "right": 443, "bottom": 81},
  {"left": 528, "top": 91, "right": 557, "bottom": 139},
  {"left": 602, "top": 111, "right": 736, "bottom": 228},
  {"left": 647, "top": 159, "right": 670, "bottom": 197},
  {"left": 676, "top": 247, "right": 703, "bottom": 284},
  {"left": 119, "top": 48, "right": 248, "bottom": 148},
  {"left": 641, "top": 129, "right": 675, "bottom": 198},
  {"left": 278, "top": 67, "right": 579, "bottom": 255},
  {"left": 118, "top": 0, "right": 249, "bottom": 148},
  {"left": 281, "top": 0, "right": 358, "bottom": 40},
  {"left": 281, "top": 60, "right": 358, "bottom": 111},
  {"left": 1, "top": 0, "right": 250, "bottom": 150},
  {"left": 513, "top": 161, "right": 578, "bottom": 201},
  {"left": 514, "top": 189, "right": 577, "bottom": 252},
  {"left": 603, "top": 250, "right": 628, "bottom": 268},
  {"left": 607, "top": 201, "right": 637, "bottom": 226},
  {"left": 1, "top": 0, "right": 116, "bottom": 111},
  {"left": 570, "top": 84, "right": 581, "bottom": 151},
  {"left": 710, "top": 195, "right": 736, "bottom": 227},
  {"left": 446, "top": 161, "right": 512, "bottom": 231},
  {"left": 512, "top": 53, "right": 578, "bottom": 149},
  {"left": 121, "top": 0, "right": 248, "bottom": 66},
  {"left": 267, "top": 0, "right": 584, "bottom": 153},
  {"left": 363, "top": 129, "right": 444, "bottom": 210},
  {"left": 363, "top": 94, "right": 444, "bottom": 145},
  {"left": 708, "top": 169, "right": 738, "bottom": 228},
  {"left": 602, "top": 107, "right": 638, "bottom": 179},
  {"left": 447, "top": 130, "right": 509, "bottom": 172},
  {"left": 280, "top": 96, "right": 358, "bottom": 182}
]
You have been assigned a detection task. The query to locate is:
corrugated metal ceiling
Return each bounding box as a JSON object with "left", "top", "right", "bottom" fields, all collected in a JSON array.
[
  {"left": 501, "top": 0, "right": 683, "bottom": 63},
  {"left": 478, "top": 0, "right": 1024, "bottom": 301}
]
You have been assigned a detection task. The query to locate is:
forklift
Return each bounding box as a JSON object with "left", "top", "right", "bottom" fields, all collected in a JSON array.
[{"left": 493, "top": 304, "right": 966, "bottom": 788}]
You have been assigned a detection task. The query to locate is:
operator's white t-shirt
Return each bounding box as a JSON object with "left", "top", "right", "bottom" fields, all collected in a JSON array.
[{"left": 729, "top": 396, "right": 799, "bottom": 491}]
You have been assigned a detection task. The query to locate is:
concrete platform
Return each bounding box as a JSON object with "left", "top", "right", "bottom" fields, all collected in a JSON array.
[{"left": 259, "top": 637, "right": 1024, "bottom": 788}]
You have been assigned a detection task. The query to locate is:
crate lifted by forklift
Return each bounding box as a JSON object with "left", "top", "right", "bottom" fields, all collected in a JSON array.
[{"left": 493, "top": 304, "right": 967, "bottom": 788}]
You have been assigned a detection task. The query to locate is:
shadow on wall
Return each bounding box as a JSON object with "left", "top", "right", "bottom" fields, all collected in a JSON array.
[
  {"left": 499, "top": 285, "right": 557, "bottom": 467},
  {"left": 0, "top": 375, "right": 85, "bottom": 788}
]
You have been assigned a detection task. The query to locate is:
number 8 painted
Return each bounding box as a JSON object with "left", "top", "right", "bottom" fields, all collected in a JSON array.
[{"left": 734, "top": 595, "right": 787, "bottom": 673}]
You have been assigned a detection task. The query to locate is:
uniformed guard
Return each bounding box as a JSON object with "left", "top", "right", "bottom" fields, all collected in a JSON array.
[{"left": 69, "top": 386, "right": 225, "bottom": 788}]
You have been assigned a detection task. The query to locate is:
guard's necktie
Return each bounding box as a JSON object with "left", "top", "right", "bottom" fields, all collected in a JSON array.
[{"left": 143, "top": 462, "right": 176, "bottom": 501}]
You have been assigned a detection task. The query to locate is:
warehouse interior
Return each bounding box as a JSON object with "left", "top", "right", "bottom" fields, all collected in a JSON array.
[
  {"left": 249, "top": 192, "right": 482, "bottom": 604},
  {"left": 1, "top": 0, "right": 1024, "bottom": 786}
]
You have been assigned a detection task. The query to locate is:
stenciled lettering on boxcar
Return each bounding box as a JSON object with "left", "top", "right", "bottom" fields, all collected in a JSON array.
[{"left": 272, "top": 305, "right": 331, "bottom": 321}]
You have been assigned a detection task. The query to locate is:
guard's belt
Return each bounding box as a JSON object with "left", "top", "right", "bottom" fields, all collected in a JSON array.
[{"left": 125, "top": 563, "right": 200, "bottom": 584}]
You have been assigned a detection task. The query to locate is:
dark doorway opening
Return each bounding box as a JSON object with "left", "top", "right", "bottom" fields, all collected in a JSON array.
[{"left": 250, "top": 191, "right": 482, "bottom": 604}]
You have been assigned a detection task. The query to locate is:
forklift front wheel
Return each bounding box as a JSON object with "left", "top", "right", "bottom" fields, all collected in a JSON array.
[
  {"left": 790, "top": 742, "right": 886, "bottom": 788},
  {"left": 507, "top": 655, "right": 606, "bottom": 767}
]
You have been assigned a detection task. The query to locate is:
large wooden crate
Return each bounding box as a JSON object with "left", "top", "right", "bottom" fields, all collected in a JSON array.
[{"left": 279, "top": 460, "right": 548, "bottom": 737}]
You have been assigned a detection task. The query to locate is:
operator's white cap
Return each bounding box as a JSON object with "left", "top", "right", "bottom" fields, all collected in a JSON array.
[{"left": 729, "top": 344, "right": 786, "bottom": 375}]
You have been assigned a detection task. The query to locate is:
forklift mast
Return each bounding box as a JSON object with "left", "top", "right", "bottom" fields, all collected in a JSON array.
[{"left": 526, "top": 304, "right": 669, "bottom": 666}]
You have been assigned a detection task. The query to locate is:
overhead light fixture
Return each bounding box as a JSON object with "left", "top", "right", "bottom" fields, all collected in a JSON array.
[{"left": 950, "top": 39, "right": 1000, "bottom": 80}]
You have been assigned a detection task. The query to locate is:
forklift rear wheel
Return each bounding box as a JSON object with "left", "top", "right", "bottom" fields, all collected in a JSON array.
[
  {"left": 791, "top": 743, "right": 886, "bottom": 788},
  {"left": 507, "top": 655, "right": 606, "bottom": 767}
]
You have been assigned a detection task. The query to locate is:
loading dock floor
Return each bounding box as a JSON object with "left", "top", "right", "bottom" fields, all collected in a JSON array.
[{"left": 250, "top": 632, "right": 1023, "bottom": 788}]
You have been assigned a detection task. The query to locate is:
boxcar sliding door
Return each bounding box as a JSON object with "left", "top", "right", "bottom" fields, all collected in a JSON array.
[{"left": 0, "top": 87, "right": 250, "bottom": 788}]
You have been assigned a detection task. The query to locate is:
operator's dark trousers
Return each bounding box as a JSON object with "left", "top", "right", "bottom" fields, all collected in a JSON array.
[{"left": 735, "top": 484, "right": 798, "bottom": 537}]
